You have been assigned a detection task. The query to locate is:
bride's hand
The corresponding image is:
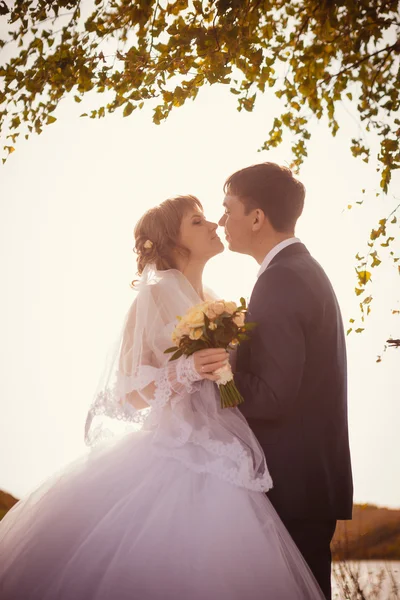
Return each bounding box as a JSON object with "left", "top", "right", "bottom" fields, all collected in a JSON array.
[{"left": 193, "top": 349, "right": 230, "bottom": 382}]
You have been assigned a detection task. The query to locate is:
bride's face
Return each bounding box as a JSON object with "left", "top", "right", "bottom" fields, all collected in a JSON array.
[{"left": 179, "top": 209, "right": 224, "bottom": 262}]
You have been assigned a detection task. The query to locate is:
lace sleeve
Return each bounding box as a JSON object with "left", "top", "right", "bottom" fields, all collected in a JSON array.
[{"left": 116, "top": 354, "right": 201, "bottom": 412}]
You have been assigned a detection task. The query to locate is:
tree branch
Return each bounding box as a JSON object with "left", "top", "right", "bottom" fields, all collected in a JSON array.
[
  {"left": 149, "top": 0, "right": 160, "bottom": 56},
  {"left": 324, "top": 41, "right": 400, "bottom": 83},
  {"left": 369, "top": 51, "right": 393, "bottom": 94}
]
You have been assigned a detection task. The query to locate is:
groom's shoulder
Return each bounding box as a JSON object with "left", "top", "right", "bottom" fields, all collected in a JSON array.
[
  {"left": 252, "top": 259, "right": 310, "bottom": 300},
  {"left": 251, "top": 248, "right": 328, "bottom": 301},
  {"left": 268, "top": 244, "right": 329, "bottom": 280},
  {"left": 254, "top": 249, "right": 335, "bottom": 307},
  {"left": 260, "top": 245, "right": 314, "bottom": 281}
]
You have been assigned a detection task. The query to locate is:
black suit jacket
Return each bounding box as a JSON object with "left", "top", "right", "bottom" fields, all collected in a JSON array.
[{"left": 235, "top": 243, "right": 353, "bottom": 520}]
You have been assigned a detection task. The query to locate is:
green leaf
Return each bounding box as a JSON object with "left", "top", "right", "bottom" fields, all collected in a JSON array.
[
  {"left": 244, "top": 321, "right": 258, "bottom": 330},
  {"left": 185, "top": 340, "right": 209, "bottom": 356},
  {"left": 164, "top": 346, "right": 178, "bottom": 354},
  {"left": 169, "top": 348, "right": 184, "bottom": 361},
  {"left": 237, "top": 333, "right": 250, "bottom": 341}
]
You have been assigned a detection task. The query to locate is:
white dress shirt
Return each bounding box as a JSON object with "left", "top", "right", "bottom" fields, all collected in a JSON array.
[{"left": 257, "top": 237, "right": 301, "bottom": 279}]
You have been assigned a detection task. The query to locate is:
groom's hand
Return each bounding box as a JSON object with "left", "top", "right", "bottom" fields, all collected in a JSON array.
[{"left": 193, "top": 349, "right": 229, "bottom": 382}]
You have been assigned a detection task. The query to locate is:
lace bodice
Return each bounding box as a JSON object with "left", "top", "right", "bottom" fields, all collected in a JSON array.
[{"left": 84, "top": 265, "right": 273, "bottom": 493}]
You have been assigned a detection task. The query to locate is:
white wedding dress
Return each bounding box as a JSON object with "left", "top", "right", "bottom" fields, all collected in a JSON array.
[{"left": 0, "top": 265, "right": 324, "bottom": 600}]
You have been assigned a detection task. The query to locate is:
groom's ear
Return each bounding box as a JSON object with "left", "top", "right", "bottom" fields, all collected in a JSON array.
[{"left": 251, "top": 209, "right": 265, "bottom": 232}]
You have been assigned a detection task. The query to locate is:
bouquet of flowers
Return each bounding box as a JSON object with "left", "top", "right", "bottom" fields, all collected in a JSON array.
[{"left": 164, "top": 298, "right": 256, "bottom": 408}]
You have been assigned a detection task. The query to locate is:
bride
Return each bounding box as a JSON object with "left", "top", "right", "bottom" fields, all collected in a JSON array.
[{"left": 0, "top": 195, "right": 325, "bottom": 599}]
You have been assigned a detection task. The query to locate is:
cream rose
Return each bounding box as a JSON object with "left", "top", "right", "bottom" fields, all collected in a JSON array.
[
  {"left": 208, "top": 300, "right": 226, "bottom": 316},
  {"left": 206, "top": 307, "right": 217, "bottom": 319},
  {"left": 176, "top": 322, "right": 191, "bottom": 337},
  {"left": 224, "top": 301, "right": 238, "bottom": 315},
  {"left": 185, "top": 308, "right": 206, "bottom": 328},
  {"left": 189, "top": 327, "right": 203, "bottom": 340}
]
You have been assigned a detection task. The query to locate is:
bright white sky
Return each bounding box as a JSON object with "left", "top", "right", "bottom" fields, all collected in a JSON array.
[{"left": 0, "top": 48, "right": 399, "bottom": 508}]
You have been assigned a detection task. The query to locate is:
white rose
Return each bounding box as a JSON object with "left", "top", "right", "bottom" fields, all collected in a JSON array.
[{"left": 233, "top": 312, "right": 245, "bottom": 328}]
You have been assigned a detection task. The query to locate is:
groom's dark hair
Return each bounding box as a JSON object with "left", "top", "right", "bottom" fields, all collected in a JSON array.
[{"left": 224, "top": 162, "right": 305, "bottom": 232}]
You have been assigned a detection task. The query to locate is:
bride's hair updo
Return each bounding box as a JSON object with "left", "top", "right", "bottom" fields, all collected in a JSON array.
[{"left": 134, "top": 195, "right": 203, "bottom": 276}]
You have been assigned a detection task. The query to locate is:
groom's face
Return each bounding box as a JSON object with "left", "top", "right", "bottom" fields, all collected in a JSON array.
[{"left": 219, "top": 195, "right": 254, "bottom": 254}]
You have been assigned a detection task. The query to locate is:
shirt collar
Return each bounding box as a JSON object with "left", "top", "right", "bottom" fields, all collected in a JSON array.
[{"left": 257, "top": 237, "right": 301, "bottom": 278}]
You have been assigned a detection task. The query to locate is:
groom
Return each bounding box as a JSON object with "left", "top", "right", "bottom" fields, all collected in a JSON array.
[{"left": 218, "top": 163, "right": 353, "bottom": 599}]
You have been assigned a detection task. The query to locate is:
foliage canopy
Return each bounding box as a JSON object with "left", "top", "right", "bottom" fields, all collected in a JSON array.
[{"left": 1, "top": 0, "right": 399, "bottom": 348}]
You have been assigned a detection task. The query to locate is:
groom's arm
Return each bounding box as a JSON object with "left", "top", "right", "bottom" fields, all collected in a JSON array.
[{"left": 234, "top": 266, "right": 310, "bottom": 422}]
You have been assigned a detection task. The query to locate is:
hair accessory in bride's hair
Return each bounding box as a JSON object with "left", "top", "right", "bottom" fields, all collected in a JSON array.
[{"left": 143, "top": 239, "right": 154, "bottom": 249}]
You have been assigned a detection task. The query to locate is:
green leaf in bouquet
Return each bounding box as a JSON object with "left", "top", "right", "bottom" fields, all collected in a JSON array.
[
  {"left": 219, "top": 312, "right": 233, "bottom": 320},
  {"left": 244, "top": 321, "right": 258, "bottom": 330},
  {"left": 180, "top": 336, "right": 194, "bottom": 350},
  {"left": 202, "top": 329, "right": 213, "bottom": 345},
  {"left": 224, "top": 319, "right": 239, "bottom": 335},
  {"left": 216, "top": 329, "right": 235, "bottom": 346},
  {"left": 221, "top": 313, "right": 234, "bottom": 327},
  {"left": 202, "top": 314, "right": 214, "bottom": 343},
  {"left": 213, "top": 317, "right": 224, "bottom": 329},
  {"left": 237, "top": 333, "right": 250, "bottom": 342},
  {"left": 240, "top": 297, "right": 247, "bottom": 308},
  {"left": 184, "top": 340, "right": 209, "bottom": 356},
  {"left": 164, "top": 346, "right": 179, "bottom": 354},
  {"left": 169, "top": 348, "right": 184, "bottom": 361}
]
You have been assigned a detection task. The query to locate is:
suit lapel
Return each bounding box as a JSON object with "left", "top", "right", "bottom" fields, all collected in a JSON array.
[
  {"left": 238, "top": 243, "right": 311, "bottom": 370},
  {"left": 247, "top": 243, "right": 310, "bottom": 313}
]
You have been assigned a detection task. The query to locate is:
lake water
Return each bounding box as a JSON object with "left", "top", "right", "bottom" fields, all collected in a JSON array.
[{"left": 332, "top": 561, "right": 400, "bottom": 599}]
